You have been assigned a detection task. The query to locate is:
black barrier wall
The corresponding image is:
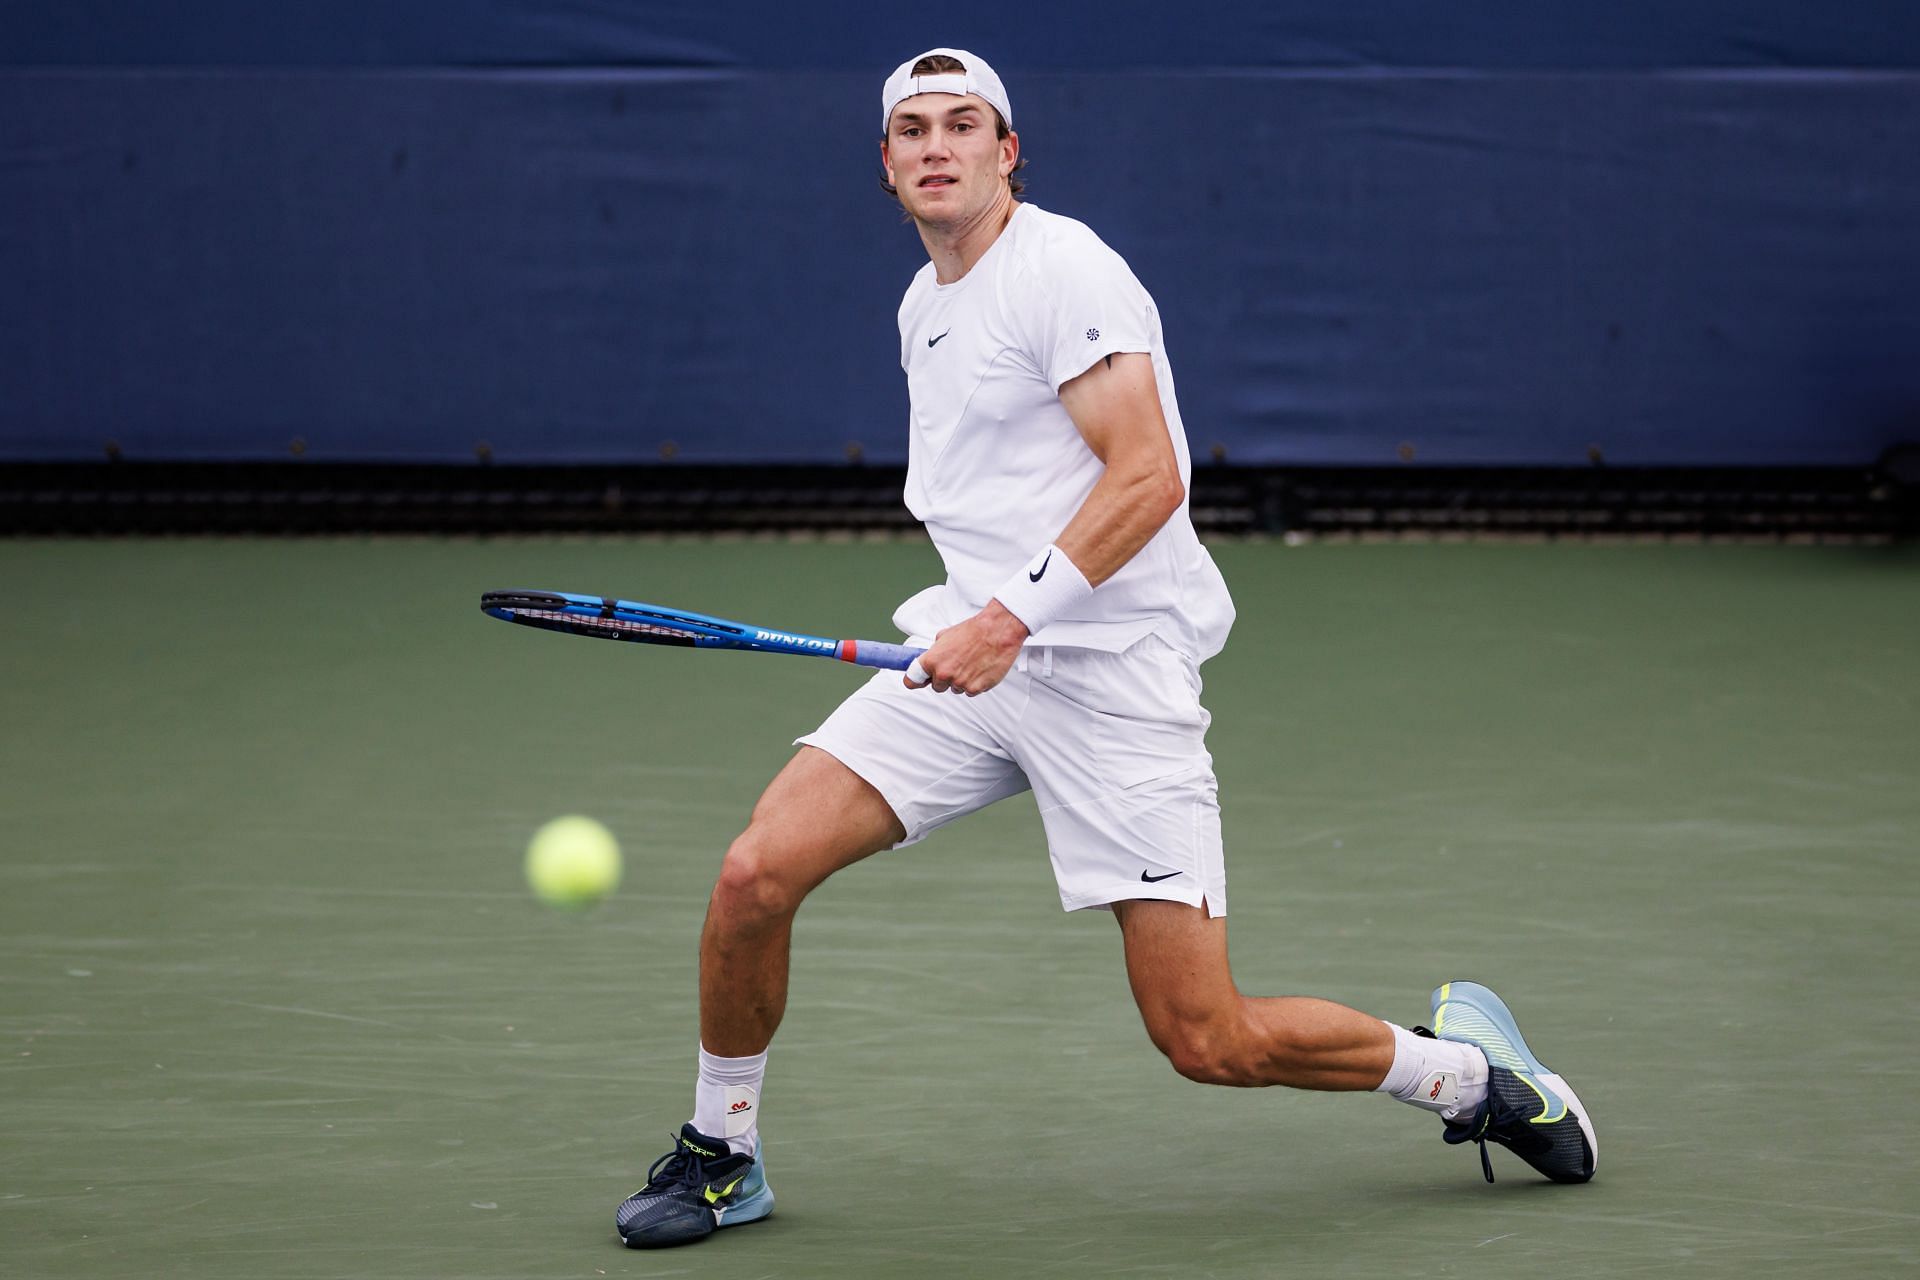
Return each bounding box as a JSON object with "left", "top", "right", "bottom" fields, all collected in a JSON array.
[{"left": 4, "top": 3, "right": 1918, "bottom": 465}]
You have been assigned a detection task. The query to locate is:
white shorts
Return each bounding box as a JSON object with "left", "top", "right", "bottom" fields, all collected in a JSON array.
[{"left": 796, "top": 634, "right": 1226, "bottom": 916}]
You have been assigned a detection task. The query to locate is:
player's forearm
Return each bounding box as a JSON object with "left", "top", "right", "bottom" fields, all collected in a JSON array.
[
  {"left": 1054, "top": 452, "right": 1186, "bottom": 587},
  {"left": 984, "top": 453, "right": 1181, "bottom": 640}
]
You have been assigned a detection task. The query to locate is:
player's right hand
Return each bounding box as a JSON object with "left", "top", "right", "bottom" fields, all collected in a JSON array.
[{"left": 902, "top": 601, "right": 1028, "bottom": 696}]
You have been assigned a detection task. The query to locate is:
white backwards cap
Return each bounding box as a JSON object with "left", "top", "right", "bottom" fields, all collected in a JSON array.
[{"left": 882, "top": 48, "right": 1013, "bottom": 133}]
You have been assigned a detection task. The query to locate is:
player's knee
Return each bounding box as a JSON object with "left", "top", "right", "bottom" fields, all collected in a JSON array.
[
  {"left": 711, "top": 835, "right": 806, "bottom": 925},
  {"left": 1153, "top": 1019, "right": 1253, "bottom": 1087}
]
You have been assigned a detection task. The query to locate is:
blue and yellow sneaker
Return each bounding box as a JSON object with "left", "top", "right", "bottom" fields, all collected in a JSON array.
[
  {"left": 1426, "top": 981, "right": 1597, "bottom": 1184},
  {"left": 615, "top": 1125, "right": 773, "bottom": 1248}
]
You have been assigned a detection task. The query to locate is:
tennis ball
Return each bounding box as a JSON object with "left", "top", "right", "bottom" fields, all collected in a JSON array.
[{"left": 524, "top": 816, "right": 622, "bottom": 908}]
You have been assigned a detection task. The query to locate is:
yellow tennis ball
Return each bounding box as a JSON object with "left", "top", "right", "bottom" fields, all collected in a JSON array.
[{"left": 525, "top": 816, "right": 622, "bottom": 908}]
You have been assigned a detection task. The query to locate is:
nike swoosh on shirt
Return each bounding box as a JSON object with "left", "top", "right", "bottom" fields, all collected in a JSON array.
[{"left": 927, "top": 330, "right": 951, "bottom": 347}]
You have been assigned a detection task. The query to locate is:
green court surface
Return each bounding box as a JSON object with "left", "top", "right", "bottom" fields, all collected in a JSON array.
[{"left": 3, "top": 537, "right": 1916, "bottom": 1279}]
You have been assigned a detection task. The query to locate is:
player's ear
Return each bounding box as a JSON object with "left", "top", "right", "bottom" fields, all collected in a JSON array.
[
  {"left": 999, "top": 129, "right": 1019, "bottom": 178},
  {"left": 881, "top": 139, "right": 896, "bottom": 185}
]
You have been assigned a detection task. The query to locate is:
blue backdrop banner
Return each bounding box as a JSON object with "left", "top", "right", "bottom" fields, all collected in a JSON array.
[{"left": 4, "top": 5, "right": 1918, "bottom": 465}]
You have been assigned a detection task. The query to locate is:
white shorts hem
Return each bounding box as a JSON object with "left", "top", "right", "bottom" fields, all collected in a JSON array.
[{"left": 1060, "top": 881, "right": 1226, "bottom": 918}]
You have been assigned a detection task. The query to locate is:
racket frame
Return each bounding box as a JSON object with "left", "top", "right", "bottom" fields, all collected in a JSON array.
[{"left": 480, "top": 589, "right": 922, "bottom": 670}]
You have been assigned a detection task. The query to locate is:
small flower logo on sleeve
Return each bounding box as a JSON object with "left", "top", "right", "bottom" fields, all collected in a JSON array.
[{"left": 1086, "top": 328, "right": 1100, "bottom": 341}]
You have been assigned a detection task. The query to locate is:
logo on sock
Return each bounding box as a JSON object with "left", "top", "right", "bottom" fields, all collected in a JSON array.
[
  {"left": 722, "top": 1084, "right": 758, "bottom": 1139},
  {"left": 1421, "top": 1070, "right": 1461, "bottom": 1111}
]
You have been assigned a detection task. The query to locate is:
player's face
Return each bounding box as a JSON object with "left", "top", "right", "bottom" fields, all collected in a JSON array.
[{"left": 883, "top": 95, "right": 1018, "bottom": 227}]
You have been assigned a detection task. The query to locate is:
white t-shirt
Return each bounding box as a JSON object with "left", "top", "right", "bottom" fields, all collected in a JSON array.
[{"left": 892, "top": 203, "right": 1235, "bottom": 662}]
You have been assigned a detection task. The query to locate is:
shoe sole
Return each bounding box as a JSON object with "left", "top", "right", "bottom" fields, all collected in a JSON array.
[
  {"left": 1432, "top": 981, "right": 1599, "bottom": 1172},
  {"left": 618, "top": 1181, "right": 774, "bottom": 1249},
  {"left": 715, "top": 1182, "right": 775, "bottom": 1228}
]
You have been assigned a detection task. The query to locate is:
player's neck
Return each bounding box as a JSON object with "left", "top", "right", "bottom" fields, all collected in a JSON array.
[{"left": 916, "top": 195, "right": 1018, "bottom": 285}]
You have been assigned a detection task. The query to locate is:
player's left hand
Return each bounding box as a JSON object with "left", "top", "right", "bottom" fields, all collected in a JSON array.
[{"left": 904, "top": 601, "right": 1029, "bottom": 695}]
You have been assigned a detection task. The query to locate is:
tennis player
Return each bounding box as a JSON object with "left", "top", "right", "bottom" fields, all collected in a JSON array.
[{"left": 616, "top": 48, "right": 1596, "bottom": 1248}]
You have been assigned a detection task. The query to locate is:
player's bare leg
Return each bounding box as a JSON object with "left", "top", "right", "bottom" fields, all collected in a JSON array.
[
  {"left": 618, "top": 746, "right": 904, "bottom": 1248},
  {"left": 1112, "top": 899, "right": 1395, "bottom": 1088},
  {"left": 1111, "top": 899, "right": 1596, "bottom": 1183},
  {"left": 699, "top": 745, "right": 905, "bottom": 1055}
]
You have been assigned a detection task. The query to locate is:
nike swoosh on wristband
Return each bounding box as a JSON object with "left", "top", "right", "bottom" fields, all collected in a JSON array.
[
  {"left": 1140, "top": 870, "right": 1182, "bottom": 882},
  {"left": 1029, "top": 551, "right": 1052, "bottom": 582}
]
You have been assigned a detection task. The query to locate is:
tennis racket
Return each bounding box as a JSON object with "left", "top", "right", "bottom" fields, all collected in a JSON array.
[{"left": 480, "top": 589, "right": 925, "bottom": 672}]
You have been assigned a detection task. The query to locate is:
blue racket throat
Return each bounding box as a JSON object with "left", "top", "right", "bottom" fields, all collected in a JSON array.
[{"left": 479, "top": 590, "right": 923, "bottom": 672}]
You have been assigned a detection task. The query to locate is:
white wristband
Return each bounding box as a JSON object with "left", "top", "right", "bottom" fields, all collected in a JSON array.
[{"left": 991, "top": 543, "right": 1094, "bottom": 636}]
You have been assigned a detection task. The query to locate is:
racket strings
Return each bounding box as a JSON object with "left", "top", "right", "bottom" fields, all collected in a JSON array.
[{"left": 508, "top": 608, "right": 701, "bottom": 642}]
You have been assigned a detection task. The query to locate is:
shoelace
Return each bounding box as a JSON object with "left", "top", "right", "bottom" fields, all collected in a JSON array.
[
  {"left": 1417, "top": 1025, "right": 1502, "bottom": 1184},
  {"left": 1466, "top": 1115, "right": 1497, "bottom": 1184},
  {"left": 640, "top": 1136, "right": 709, "bottom": 1194},
  {"left": 1458, "top": 1086, "right": 1539, "bottom": 1184},
  {"left": 1434, "top": 1100, "right": 1499, "bottom": 1183}
]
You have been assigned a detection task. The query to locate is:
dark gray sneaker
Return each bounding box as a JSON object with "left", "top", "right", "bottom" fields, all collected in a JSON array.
[
  {"left": 1427, "top": 981, "right": 1597, "bottom": 1184},
  {"left": 615, "top": 1125, "right": 773, "bottom": 1248}
]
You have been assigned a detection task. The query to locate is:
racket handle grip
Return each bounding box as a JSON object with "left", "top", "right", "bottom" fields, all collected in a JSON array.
[{"left": 842, "top": 641, "right": 925, "bottom": 672}]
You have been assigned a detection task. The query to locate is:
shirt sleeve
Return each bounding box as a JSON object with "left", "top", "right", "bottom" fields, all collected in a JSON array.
[{"left": 1014, "top": 236, "right": 1156, "bottom": 393}]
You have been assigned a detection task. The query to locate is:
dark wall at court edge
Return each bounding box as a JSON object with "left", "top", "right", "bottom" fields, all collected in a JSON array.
[{"left": 4, "top": 2, "right": 1919, "bottom": 465}]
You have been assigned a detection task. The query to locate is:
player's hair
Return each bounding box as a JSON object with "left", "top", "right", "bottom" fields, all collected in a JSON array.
[{"left": 878, "top": 53, "right": 1028, "bottom": 203}]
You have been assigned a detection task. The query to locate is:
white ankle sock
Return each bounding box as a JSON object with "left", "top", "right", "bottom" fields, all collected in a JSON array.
[
  {"left": 1376, "top": 1021, "right": 1489, "bottom": 1122},
  {"left": 691, "top": 1044, "right": 766, "bottom": 1157}
]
